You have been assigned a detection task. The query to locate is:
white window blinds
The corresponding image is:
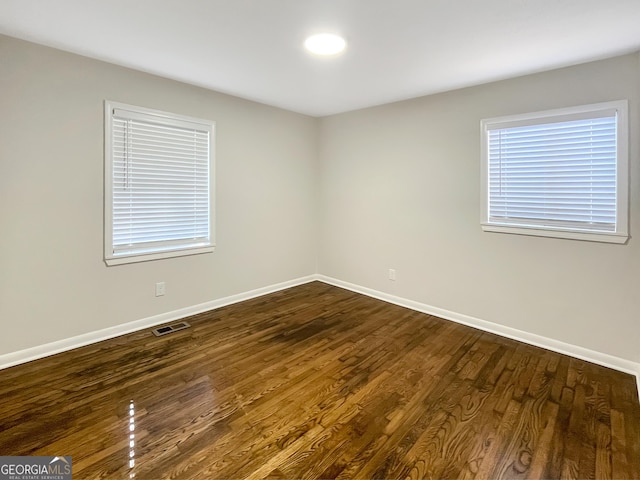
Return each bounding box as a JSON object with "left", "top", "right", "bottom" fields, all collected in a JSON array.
[
  {"left": 481, "top": 101, "right": 628, "bottom": 243},
  {"left": 105, "top": 102, "right": 214, "bottom": 264}
]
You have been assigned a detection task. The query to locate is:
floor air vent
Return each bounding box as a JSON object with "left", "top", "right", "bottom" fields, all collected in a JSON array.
[{"left": 152, "top": 321, "right": 191, "bottom": 337}]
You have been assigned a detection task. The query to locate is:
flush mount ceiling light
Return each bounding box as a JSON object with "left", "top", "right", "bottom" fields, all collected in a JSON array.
[{"left": 304, "top": 33, "right": 346, "bottom": 56}]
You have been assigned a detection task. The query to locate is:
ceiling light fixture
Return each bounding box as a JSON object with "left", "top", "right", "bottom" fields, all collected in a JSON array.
[{"left": 304, "top": 33, "right": 346, "bottom": 56}]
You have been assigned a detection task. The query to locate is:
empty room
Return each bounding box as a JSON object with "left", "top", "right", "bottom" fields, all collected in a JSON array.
[{"left": 1, "top": 1, "right": 639, "bottom": 479}]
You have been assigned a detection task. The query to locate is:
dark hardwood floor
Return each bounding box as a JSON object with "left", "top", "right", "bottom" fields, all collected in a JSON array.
[{"left": 0, "top": 281, "right": 638, "bottom": 479}]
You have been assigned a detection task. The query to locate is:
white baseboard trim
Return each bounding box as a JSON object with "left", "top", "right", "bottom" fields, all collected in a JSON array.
[
  {"left": 0, "top": 275, "right": 318, "bottom": 371},
  {"left": 316, "top": 275, "right": 640, "bottom": 397},
  {"left": 3, "top": 273, "right": 639, "bottom": 399}
]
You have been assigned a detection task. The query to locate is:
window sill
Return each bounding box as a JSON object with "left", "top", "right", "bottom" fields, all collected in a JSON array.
[
  {"left": 105, "top": 245, "right": 215, "bottom": 266},
  {"left": 481, "top": 224, "right": 628, "bottom": 244}
]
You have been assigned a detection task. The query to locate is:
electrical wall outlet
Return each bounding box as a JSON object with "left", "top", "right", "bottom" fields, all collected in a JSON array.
[
  {"left": 388, "top": 269, "right": 396, "bottom": 281},
  {"left": 155, "top": 282, "right": 166, "bottom": 297}
]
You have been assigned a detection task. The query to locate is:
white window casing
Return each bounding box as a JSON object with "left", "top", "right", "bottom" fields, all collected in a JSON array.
[
  {"left": 104, "top": 101, "right": 215, "bottom": 265},
  {"left": 480, "top": 100, "right": 629, "bottom": 244}
]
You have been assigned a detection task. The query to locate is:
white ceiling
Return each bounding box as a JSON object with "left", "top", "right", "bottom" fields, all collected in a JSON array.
[{"left": 1, "top": 0, "right": 640, "bottom": 117}]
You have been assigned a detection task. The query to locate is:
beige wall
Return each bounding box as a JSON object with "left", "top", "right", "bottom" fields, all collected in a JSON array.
[
  {"left": 318, "top": 53, "right": 640, "bottom": 363},
  {"left": 1, "top": 34, "right": 639, "bottom": 365},
  {"left": 0, "top": 35, "right": 318, "bottom": 355}
]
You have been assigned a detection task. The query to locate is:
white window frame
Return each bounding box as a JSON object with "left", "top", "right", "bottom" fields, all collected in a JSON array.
[
  {"left": 104, "top": 101, "right": 215, "bottom": 265},
  {"left": 480, "top": 100, "right": 629, "bottom": 244}
]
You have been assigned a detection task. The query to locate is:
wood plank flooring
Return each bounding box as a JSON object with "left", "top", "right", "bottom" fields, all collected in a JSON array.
[{"left": 0, "top": 281, "right": 638, "bottom": 479}]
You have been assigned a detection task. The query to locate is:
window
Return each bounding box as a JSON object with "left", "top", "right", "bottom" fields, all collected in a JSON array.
[
  {"left": 480, "top": 100, "right": 628, "bottom": 244},
  {"left": 104, "top": 101, "right": 215, "bottom": 265}
]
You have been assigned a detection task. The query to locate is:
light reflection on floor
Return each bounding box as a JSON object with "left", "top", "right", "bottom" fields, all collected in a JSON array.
[{"left": 129, "top": 400, "right": 135, "bottom": 478}]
